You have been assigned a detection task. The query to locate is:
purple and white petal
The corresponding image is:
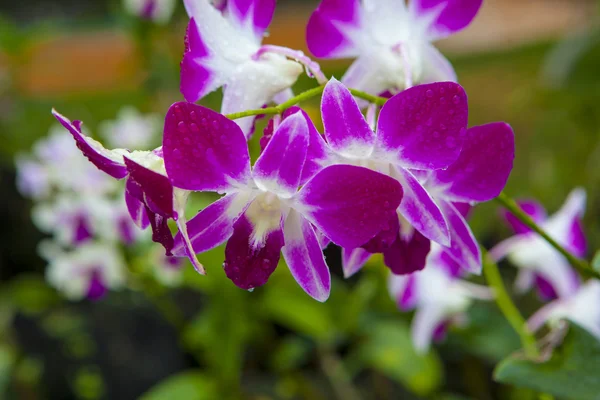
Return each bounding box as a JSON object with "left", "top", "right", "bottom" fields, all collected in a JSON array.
[
  {"left": 124, "top": 157, "right": 174, "bottom": 217},
  {"left": 376, "top": 82, "right": 468, "bottom": 170},
  {"left": 224, "top": 212, "right": 284, "bottom": 290},
  {"left": 383, "top": 230, "right": 431, "bottom": 275},
  {"left": 253, "top": 112, "right": 308, "bottom": 197},
  {"left": 341, "top": 57, "right": 393, "bottom": 106},
  {"left": 321, "top": 78, "right": 375, "bottom": 157},
  {"left": 306, "top": 0, "right": 362, "bottom": 59},
  {"left": 431, "top": 123, "right": 515, "bottom": 203},
  {"left": 410, "top": 0, "right": 483, "bottom": 40},
  {"left": 172, "top": 192, "right": 250, "bottom": 256},
  {"left": 412, "top": 304, "right": 447, "bottom": 353},
  {"left": 392, "top": 167, "right": 450, "bottom": 246},
  {"left": 437, "top": 200, "right": 482, "bottom": 274},
  {"left": 282, "top": 210, "right": 331, "bottom": 302},
  {"left": 545, "top": 188, "right": 587, "bottom": 257},
  {"left": 361, "top": 214, "right": 400, "bottom": 253},
  {"left": 297, "top": 165, "right": 403, "bottom": 249},
  {"left": 163, "top": 102, "right": 251, "bottom": 192},
  {"left": 342, "top": 247, "right": 371, "bottom": 278},
  {"left": 125, "top": 180, "right": 150, "bottom": 229},
  {"left": 52, "top": 110, "right": 128, "bottom": 179},
  {"left": 226, "top": 0, "right": 276, "bottom": 41},
  {"left": 283, "top": 107, "right": 328, "bottom": 184}
]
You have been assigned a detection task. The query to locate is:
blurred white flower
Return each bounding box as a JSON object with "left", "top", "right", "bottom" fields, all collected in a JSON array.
[
  {"left": 123, "top": 0, "right": 176, "bottom": 24},
  {"left": 99, "top": 106, "right": 161, "bottom": 150}
]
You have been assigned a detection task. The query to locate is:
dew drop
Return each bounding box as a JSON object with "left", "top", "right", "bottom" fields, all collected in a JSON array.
[
  {"left": 177, "top": 121, "right": 188, "bottom": 133},
  {"left": 452, "top": 95, "right": 460, "bottom": 105},
  {"left": 190, "top": 111, "right": 197, "bottom": 121},
  {"left": 426, "top": 89, "right": 433, "bottom": 98},
  {"left": 446, "top": 136, "right": 457, "bottom": 149},
  {"left": 190, "top": 123, "right": 200, "bottom": 133}
]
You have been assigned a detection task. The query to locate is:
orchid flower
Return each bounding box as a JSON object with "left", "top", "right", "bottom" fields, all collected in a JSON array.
[
  {"left": 389, "top": 244, "right": 492, "bottom": 353},
  {"left": 162, "top": 102, "right": 403, "bottom": 301},
  {"left": 52, "top": 110, "right": 206, "bottom": 274},
  {"left": 124, "top": 0, "right": 176, "bottom": 24},
  {"left": 151, "top": 247, "right": 185, "bottom": 287},
  {"left": 99, "top": 106, "right": 161, "bottom": 150},
  {"left": 311, "top": 78, "right": 513, "bottom": 277},
  {"left": 528, "top": 280, "right": 600, "bottom": 341},
  {"left": 41, "top": 241, "right": 126, "bottom": 301},
  {"left": 307, "top": 0, "right": 483, "bottom": 96},
  {"left": 490, "top": 189, "right": 586, "bottom": 299},
  {"left": 181, "top": 0, "right": 327, "bottom": 135}
]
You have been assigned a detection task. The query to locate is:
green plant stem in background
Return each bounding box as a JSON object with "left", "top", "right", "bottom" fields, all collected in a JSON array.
[
  {"left": 225, "top": 86, "right": 388, "bottom": 120},
  {"left": 495, "top": 192, "right": 599, "bottom": 279},
  {"left": 318, "top": 346, "right": 363, "bottom": 400},
  {"left": 482, "top": 249, "right": 539, "bottom": 359}
]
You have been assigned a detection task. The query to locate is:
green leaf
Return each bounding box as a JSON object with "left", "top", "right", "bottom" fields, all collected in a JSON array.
[
  {"left": 140, "top": 371, "right": 218, "bottom": 400},
  {"left": 9, "top": 275, "right": 61, "bottom": 315},
  {"left": 357, "top": 319, "right": 443, "bottom": 396},
  {"left": 495, "top": 323, "right": 600, "bottom": 400}
]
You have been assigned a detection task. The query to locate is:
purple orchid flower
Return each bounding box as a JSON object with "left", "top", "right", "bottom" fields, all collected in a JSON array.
[
  {"left": 312, "top": 78, "right": 513, "bottom": 277},
  {"left": 490, "top": 189, "right": 586, "bottom": 300},
  {"left": 389, "top": 244, "right": 492, "bottom": 353},
  {"left": 162, "top": 102, "right": 403, "bottom": 301},
  {"left": 51, "top": 110, "right": 206, "bottom": 274},
  {"left": 181, "top": 0, "right": 327, "bottom": 136},
  {"left": 307, "top": 0, "right": 483, "bottom": 96},
  {"left": 124, "top": 0, "right": 176, "bottom": 24},
  {"left": 44, "top": 242, "right": 126, "bottom": 301}
]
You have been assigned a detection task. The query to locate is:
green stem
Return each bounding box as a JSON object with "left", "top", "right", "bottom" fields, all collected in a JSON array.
[
  {"left": 482, "top": 249, "right": 539, "bottom": 358},
  {"left": 225, "top": 86, "right": 388, "bottom": 120},
  {"left": 318, "top": 346, "right": 363, "bottom": 400},
  {"left": 495, "top": 192, "right": 599, "bottom": 279}
]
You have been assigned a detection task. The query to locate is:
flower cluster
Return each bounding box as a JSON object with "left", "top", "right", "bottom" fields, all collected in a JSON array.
[
  {"left": 18, "top": 109, "right": 183, "bottom": 300},
  {"left": 491, "top": 189, "right": 600, "bottom": 340},
  {"left": 52, "top": 0, "right": 517, "bottom": 307}
]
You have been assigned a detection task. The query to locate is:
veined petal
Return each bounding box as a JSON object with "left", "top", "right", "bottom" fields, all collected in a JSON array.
[
  {"left": 410, "top": 0, "right": 483, "bottom": 40},
  {"left": 321, "top": 78, "right": 375, "bottom": 157},
  {"left": 306, "top": 0, "right": 362, "bottom": 58},
  {"left": 420, "top": 43, "right": 458, "bottom": 83},
  {"left": 376, "top": 82, "right": 468, "bottom": 170},
  {"left": 282, "top": 209, "right": 331, "bottom": 302},
  {"left": 502, "top": 200, "right": 547, "bottom": 234},
  {"left": 163, "top": 102, "right": 251, "bottom": 192},
  {"left": 342, "top": 247, "right": 371, "bottom": 278},
  {"left": 438, "top": 199, "right": 482, "bottom": 274},
  {"left": 226, "top": 0, "right": 276, "bottom": 41},
  {"left": 412, "top": 305, "right": 447, "bottom": 353},
  {"left": 253, "top": 112, "right": 308, "bottom": 197},
  {"left": 383, "top": 230, "right": 431, "bottom": 275},
  {"left": 172, "top": 192, "right": 250, "bottom": 256},
  {"left": 52, "top": 110, "right": 128, "bottom": 179},
  {"left": 221, "top": 54, "right": 303, "bottom": 136},
  {"left": 224, "top": 212, "right": 283, "bottom": 290},
  {"left": 392, "top": 167, "right": 450, "bottom": 246},
  {"left": 297, "top": 165, "right": 403, "bottom": 249},
  {"left": 124, "top": 157, "right": 174, "bottom": 217},
  {"left": 431, "top": 123, "right": 515, "bottom": 203},
  {"left": 125, "top": 179, "right": 150, "bottom": 229}
]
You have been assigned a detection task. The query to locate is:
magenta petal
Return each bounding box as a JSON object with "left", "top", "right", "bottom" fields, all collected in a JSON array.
[
  {"left": 298, "top": 165, "right": 403, "bottom": 249},
  {"left": 438, "top": 200, "right": 481, "bottom": 274},
  {"left": 124, "top": 157, "right": 174, "bottom": 217},
  {"left": 86, "top": 270, "right": 108, "bottom": 301},
  {"left": 282, "top": 210, "right": 331, "bottom": 302},
  {"left": 253, "top": 112, "right": 308, "bottom": 196},
  {"left": 502, "top": 200, "right": 547, "bottom": 235},
  {"left": 172, "top": 193, "right": 245, "bottom": 256},
  {"left": 181, "top": 19, "right": 215, "bottom": 102},
  {"left": 361, "top": 214, "right": 400, "bottom": 253},
  {"left": 73, "top": 214, "right": 93, "bottom": 244},
  {"left": 163, "top": 102, "right": 251, "bottom": 192},
  {"left": 321, "top": 78, "right": 375, "bottom": 156},
  {"left": 52, "top": 110, "right": 128, "bottom": 179},
  {"left": 412, "top": 0, "right": 483, "bottom": 39},
  {"left": 431, "top": 123, "right": 515, "bottom": 203},
  {"left": 147, "top": 208, "right": 174, "bottom": 256},
  {"left": 226, "top": 0, "right": 275, "bottom": 39},
  {"left": 283, "top": 107, "right": 328, "bottom": 185},
  {"left": 398, "top": 274, "right": 418, "bottom": 311},
  {"left": 534, "top": 274, "right": 558, "bottom": 301},
  {"left": 341, "top": 247, "right": 371, "bottom": 278},
  {"left": 383, "top": 231, "right": 431, "bottom": 275},
  {"left": 567, "top": 218, "right": 586, "bottom": 258},
  {"left": 377, "top": 82, "right": 468, "bottom": 170},
  {"left": 125, "top": 180, "right": 150, "bottom": 229},
  {"left": 306, "top": 0, "right": 361, "bottom": 58},
  {"left": 224, "top": 213, "right": 283, "bottom": 290},
  {"left": 394, "top": 167, "right": 450, "bottom": 246}
]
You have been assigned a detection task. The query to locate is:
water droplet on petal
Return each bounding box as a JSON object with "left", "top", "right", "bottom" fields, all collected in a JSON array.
[
  {"left": 426, "top": 89, "right": 433, "bottom": 98},
  {"left": 177, "top": 121, "right": 188, "bottom": 133},
  {"left": 453, "top": 95, "right": 460, "bottom": 104}
]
